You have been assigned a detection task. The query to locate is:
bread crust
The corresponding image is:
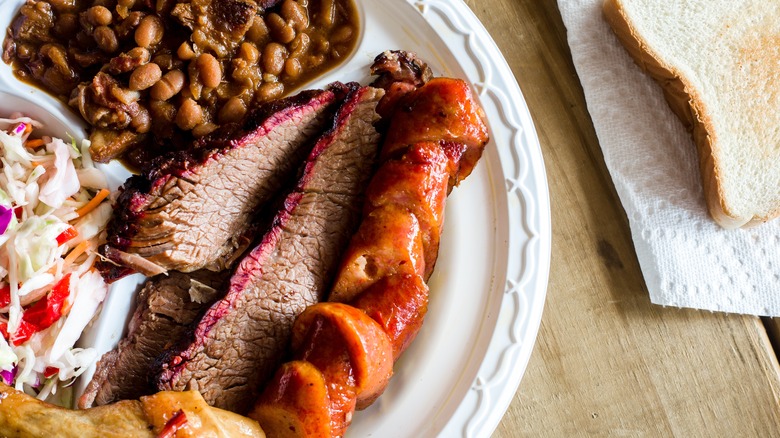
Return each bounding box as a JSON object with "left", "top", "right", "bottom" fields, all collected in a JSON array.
[{"left": 602, "top": 0, "right": 779, "bottom": 228}]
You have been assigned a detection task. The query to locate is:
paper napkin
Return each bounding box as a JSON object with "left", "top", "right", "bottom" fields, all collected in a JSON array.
[{"left": 556, "top": 0, "right": 780, "bottom": 316}]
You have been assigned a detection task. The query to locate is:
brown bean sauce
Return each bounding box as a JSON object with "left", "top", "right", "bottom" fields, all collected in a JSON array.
[{"left": 2, "top": 0, "right": 359, "bottom": 170}]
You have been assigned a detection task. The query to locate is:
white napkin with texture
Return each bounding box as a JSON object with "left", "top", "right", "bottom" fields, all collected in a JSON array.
[{"left": 555, "top": 0, "right": 780, "bottom": 316}]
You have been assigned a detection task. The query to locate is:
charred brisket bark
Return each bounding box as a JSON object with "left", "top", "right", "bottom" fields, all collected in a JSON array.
[
  {"left": 157, "top": 83, "right": 384, "bottom": 413},
  {"left": 100, "top": 89, "right": 340, "bottom": 281}
]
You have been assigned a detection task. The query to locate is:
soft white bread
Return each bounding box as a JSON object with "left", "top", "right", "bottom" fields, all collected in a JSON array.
[{"left": 603, "top": 0, "right": 780, "bottom": 229}]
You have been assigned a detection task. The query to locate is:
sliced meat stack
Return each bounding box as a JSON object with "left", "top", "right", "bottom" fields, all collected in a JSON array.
[
  {"left": 100, "top": 89, "right": 340, "bottom": 280},
  {"left": 78, "top": 270, "right": 229, "bottom": 408},
  {"left": 249, "top": 50, "right": 490, "bottom": 437},
  {"left": 157, "top": 83, "right": 385, "bottom": 413}
]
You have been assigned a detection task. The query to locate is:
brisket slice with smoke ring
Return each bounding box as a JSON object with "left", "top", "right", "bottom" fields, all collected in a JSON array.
[
  {"left": 78, "top": 270, "right": 230, "bottom": 408},
  {"left": 100, "top": 89, "right": 340, "bottom": 281},
  {"left": 157, "top": 83, "right": 384, "bottom": 413}
]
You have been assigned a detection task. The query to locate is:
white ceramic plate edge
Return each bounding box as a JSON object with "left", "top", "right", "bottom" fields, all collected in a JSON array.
[{"left": 407, "top": 1, "right": 551, "bottom": 436}]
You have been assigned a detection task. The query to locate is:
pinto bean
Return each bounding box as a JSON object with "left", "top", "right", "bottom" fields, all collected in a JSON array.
[
  {"left": 218, "top": 97, "right": 246, "bottom": 123},
  {"left": 266, "top": 13, "right": 286, "bottom": 37},
  {"left": 279, "top": 25, "right": 296, "bottom": 44},
  {"left": 257, "top": 82, "right": 284, "bottom": 101},
  {"left": 320, "top": 0, "right": 336, "bottom": 26},
  {"left": 150, "top": 69, "right": 185, "bottom": 100},
  {"left": 239, "top": 42, "right": 259, "bottom": 64},
  {"left": 135, "top": 15, "right": 163, "bottom": 48},
  {"left": 86, "top": 5, "right": 112, "bottom": 26},
  {"left": 149, "top": 70, "right": 185, "bottom": 100},
  {"left": 94, "top": 26, "right": 118, "bottom": 53},
  {"left": 267, "top": 13, "right": 295, "bottom": 44},
  {"left": 192, "top": 122, "right": 217, "bottom": 137},
  {"left": 196, "top": 53, "right": 221, "bottom": 88},
  {"left": 262, "top": 43, "right": 288, "bottom": 76},
  {"left": 48, "top": 0, "right": 76, "bottom": 12},
  {"left": 176, "top": 98, "right": 203, "bottom": 130},
  {"left": 281, "top": 0, "right": 308, "bottom": 31},
  {"left": 246, "top": 15, "right": 269, "bottom": 44},
  {"left": 289, "top": 32, "right": 310, "bottom": 57},
  {"left": 129, "top": 62, "right": 161, "bottom": 91},
  {"left": 284, "top": 58, "right": 302, "bottom": 78},
  {"left": 176, "top": 98, "right": 203, "bottom": 131}
]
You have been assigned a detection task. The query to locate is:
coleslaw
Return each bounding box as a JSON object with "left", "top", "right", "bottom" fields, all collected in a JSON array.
[{"left": 0, "top": 114, "right": 112, "bottom": 405}]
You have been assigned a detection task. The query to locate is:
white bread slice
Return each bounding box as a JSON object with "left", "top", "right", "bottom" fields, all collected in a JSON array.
[{"left": 603, "top": 0, "right": 780, "bottom": 229}]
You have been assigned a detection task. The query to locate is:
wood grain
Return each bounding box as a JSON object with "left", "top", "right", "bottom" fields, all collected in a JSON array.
[{"left": 461, "top": 0, "right": 780, "bottom": 436}]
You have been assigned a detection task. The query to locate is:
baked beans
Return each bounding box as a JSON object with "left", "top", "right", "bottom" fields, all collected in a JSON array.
[
  {"left": 3, "top": 0, "right": 359, "bottom": 169},
  {"left": 150, "top": 69, "right": 185, "bottom": 101},
  {"left": 128, "top": 62, "right": 161, "bottom": 91}
]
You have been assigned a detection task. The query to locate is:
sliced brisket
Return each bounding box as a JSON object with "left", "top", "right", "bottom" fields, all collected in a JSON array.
[
  {"left": 101, "top": 89, "right": 340, "bottom": 281},
  {"left": 157, "top": 83, "right": 384, "bottom": 413},
  {"left": 78, "top": 269, "right": 229, "bottom": 408}
]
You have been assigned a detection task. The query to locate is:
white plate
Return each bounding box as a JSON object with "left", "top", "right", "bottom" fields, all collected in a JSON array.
[{"left": 0, "top": 0, "right": 550, "bottom": 436}]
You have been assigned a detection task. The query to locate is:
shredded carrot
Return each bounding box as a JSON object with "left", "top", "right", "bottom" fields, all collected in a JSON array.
[
  {"left": 63, "top": 241, "right": 90, "bottom": 266},
  {"left": 74, "top": 188, "right": 110, "bottom": 218},
  {"left": 60, "top": 298, "right": 72, "bottom": 316},
  {"left": 25, "top": 138, "right": 45, "bottom": 149},
  {"left": 23, "top": 123, "right": 32, "bottom": 134}
]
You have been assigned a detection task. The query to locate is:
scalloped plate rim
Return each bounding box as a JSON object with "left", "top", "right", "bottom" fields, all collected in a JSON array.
[{"left": 0, "top": 0, "right": 550, "bottom": 437}]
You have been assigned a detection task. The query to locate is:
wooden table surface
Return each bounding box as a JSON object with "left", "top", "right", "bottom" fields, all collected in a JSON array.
[{"left": 462, "top": 1, "right": 780, "bottom": 436}]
